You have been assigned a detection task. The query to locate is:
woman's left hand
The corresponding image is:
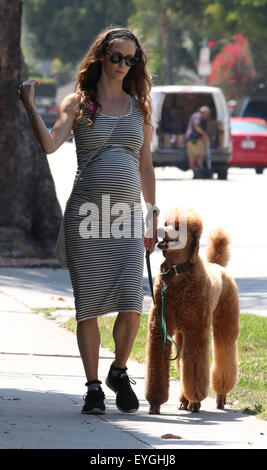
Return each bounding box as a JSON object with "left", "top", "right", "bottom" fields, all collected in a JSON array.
[
  {"left": 144, "top": 234, "right": 158, "bottom": 254},
  {"left": 144, "top": 213, "right": 158, "bottom": 254}
]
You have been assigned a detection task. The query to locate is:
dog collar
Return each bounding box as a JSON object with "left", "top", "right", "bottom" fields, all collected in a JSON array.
[{"left": 160, "top": 260, "right": 191, "bottom": 280}]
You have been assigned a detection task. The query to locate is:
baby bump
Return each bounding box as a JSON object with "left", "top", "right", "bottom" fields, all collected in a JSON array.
[
  {"left": 66, "top": 149, "right": 143, "bottom": 239},
  {"left": 75, "top": 148, "right": 141, "bottom": 206}
]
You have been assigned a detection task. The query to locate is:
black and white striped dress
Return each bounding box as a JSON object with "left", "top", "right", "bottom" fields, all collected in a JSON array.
[{"left": 65, "top": 95, "right": 145, "bottom": 321}]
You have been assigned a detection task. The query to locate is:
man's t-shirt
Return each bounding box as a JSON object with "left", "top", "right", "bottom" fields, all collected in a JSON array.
[{"left": 185, "top": 112, "right": 207, "bottom": 142}]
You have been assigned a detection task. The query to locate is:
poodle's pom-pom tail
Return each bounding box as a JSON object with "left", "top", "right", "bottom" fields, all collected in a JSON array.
[{"left": 206, "top": 228, "right": 231, "bottom": 267}]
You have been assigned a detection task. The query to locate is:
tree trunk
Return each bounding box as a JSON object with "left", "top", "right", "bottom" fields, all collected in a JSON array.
[
  {"left": 159, "top": 9, "right": 172, "bottom": 85},
  {"left": 0, "top": 0, "right": 62, "bottom": 258}
]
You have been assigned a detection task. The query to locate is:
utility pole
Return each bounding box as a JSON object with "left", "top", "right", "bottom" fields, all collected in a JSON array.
[{"left": 197, "top": 17, "right": 211, "bottom": 85}]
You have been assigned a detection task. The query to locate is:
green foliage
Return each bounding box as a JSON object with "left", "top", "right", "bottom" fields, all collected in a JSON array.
[
  {"left": 204, "top": 0, "right": 267, "bottom": 40},
  {"left": 50, "top": 58, "right": 75, "bottom": 87},
  {"left": 22, "top": 0, "right": 267, "bottom": 92},
  {"left": 25, "top": 58, "right": 44, "bottom": 78},
  {"left": 203, "top": 0, "right": 267, "bottom": 83},
  {"left": 130, "top": 0, "right": 204, "bottom": 84},
  {"left": 22, "top": 0, "right": 135, "bottom": 63},
  {"left": 225, "top": 313, "right": 267, "bottom": 419}
]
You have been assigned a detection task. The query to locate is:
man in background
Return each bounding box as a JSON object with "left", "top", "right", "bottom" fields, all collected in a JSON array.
[{"left": 185, "top": 106, "right": 211, "bottom": 178}]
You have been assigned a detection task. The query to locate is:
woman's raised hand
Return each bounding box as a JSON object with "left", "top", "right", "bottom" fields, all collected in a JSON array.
[{"left": 18, "top": 79, "right": 40, "bottom": 109}]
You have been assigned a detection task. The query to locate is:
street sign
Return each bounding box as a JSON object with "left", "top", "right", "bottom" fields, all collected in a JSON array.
[
  {"left": 199, "top": 47, "right": 210, "bottom": 62},
  {"left": 198, "top": 62, "right": 212, "bottom": 76},
  {"left": 198, "top": 47, "right": 211, "bottom": 76}
]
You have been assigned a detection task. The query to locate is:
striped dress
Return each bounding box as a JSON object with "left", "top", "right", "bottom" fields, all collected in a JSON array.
[{"left": 65, "top": 95, "right": 145, "bottom": 321}]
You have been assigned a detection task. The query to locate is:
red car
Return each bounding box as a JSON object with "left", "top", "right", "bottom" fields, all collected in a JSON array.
[{"left": 230, "top": 117, "right": 267, "bottom": 173}]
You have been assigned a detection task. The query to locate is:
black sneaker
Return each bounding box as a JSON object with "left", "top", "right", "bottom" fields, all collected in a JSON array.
[
  {"left": 105, "top": 362, "right": 139, "bottom": 413},
  {"left": 81, "top": 380, "right": 106, "bottom": 414}
]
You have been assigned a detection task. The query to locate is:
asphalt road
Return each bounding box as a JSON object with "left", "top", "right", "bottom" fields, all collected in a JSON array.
[{"left": 47, "top": 142, "right": 267, "bottom": 316}]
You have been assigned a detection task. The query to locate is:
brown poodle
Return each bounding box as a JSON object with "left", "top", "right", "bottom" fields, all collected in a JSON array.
[{"left": 145, "top": 207, "right": 240, "bottom": 414}]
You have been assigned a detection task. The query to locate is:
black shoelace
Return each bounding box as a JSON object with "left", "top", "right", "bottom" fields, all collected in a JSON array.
[{"left": 119, "top": 371, "right": 136, "bottom": 386}]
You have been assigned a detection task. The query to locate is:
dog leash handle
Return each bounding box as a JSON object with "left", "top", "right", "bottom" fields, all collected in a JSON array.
[{"left": 145, "top": 250, "right": 180, "bottom": 361}]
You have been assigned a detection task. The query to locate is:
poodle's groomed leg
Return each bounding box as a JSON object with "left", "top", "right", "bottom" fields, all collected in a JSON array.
[
  {"left": 173, "top": 332, "right": 188, "bottom": 410},
  {"left": 211, "top": 278, "right": 240, "bottom": 409},
  {"left": 180, "top": 326, "right": 210, "bottom": 412},
  {"left": 145, "top": 305, "right": 175, "bottom": 414}
]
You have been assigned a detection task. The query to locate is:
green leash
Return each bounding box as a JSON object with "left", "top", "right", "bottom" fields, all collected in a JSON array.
[{"left": 145, "top": 250, "right": 180, "bottom": 361}]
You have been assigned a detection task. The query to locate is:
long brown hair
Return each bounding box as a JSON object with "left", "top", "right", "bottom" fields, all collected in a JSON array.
[{"left": 73, "top": 26, "right": 152, "bottom": 128}]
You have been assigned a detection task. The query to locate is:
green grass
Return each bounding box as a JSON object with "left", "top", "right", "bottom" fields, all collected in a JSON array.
[
  {"left": 32, "top": 307, "right": 58, "bottom": 319},
  {"left": 31, "top": 306, "right": 75, "bottom": 320},
  {"left": 64, "top": 312, "right": 267, "bottom": 420}
]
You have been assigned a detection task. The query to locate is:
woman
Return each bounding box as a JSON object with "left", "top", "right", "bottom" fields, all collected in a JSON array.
[{"left": 18, "top": 27, "right": 158, "bottom": 415}]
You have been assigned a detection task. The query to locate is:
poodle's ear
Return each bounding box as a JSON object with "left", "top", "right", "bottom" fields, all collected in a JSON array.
[{"left": 189, "top": 232, "right": 200, "bottom": 263}]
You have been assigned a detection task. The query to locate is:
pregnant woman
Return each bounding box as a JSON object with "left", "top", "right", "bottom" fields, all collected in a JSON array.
[{"left": 18, "top": 27, "right": 158, "bottom": 415}]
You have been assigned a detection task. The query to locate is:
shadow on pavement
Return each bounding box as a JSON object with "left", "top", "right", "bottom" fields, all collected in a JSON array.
[{"left": 0, "top": 388, "right": 246, "bottom": 449}]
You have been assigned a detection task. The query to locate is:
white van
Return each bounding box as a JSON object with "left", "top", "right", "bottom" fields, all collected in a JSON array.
[{"left": 150, "top": 85, "right": 232, "bottom": 179}]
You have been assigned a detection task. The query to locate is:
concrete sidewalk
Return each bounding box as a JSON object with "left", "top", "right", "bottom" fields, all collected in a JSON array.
[
  {"left": 1, "top": 251, "right": 267, "bottom": 317},
  {"left": 0, "top": 273, "right": 267, "bottom": 450}
]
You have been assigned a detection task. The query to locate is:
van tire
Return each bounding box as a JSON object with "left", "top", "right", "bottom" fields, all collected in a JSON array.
[{"left": 216, "top": 168, "right": 228, "bottom": 180}]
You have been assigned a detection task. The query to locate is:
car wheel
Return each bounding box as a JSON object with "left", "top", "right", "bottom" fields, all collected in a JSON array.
[{"left": 255, "top": 167, "right": 264, "bottom": 174}]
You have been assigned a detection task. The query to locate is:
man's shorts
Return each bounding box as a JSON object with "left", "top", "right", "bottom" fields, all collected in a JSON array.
[{"left": 186, "top": 139, "right": 205, "bottom": 166}]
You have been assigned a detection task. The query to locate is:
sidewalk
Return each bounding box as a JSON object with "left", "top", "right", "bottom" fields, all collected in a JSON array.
[{"left": 0, "top": 268, "right": 267, "bottom": 450}]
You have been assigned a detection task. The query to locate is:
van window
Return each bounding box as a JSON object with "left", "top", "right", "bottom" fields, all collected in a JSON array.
[{"left": 157, "top": 93, "right": 222, "bottom": 150}]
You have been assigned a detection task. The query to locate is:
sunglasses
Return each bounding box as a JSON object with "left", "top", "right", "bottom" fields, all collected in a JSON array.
[{"left": 104, "top": 51, "right": 140, "bottom": 67}]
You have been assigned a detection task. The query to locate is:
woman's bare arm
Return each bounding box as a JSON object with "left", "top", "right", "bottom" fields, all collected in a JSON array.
[
  {"left": 19, "top": 80, "right": 80, "bottom": 155},
  {"left": 139, "top": 122, "right": 158, "bottom": 253},
  {"left": 139, "top": 122, "right": 156, "bottom": 206},
  {"left": 26, "top": 93, "right": 80, "bottom": 154}
]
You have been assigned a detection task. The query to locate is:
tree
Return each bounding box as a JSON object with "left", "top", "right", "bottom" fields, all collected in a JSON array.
[
  {"left": 130, "top": 0, "right": 204, "bottom": 85},
  {"left": 22, "top": 0, "right": 205, "bottom": 86},
  {"left": 0, "top": 0, "right": 61, "bottom": 258},
  {"left": 208, "top": 34, "right": 256, "bottom": 99},
  {"left": 159, "top": 8, "right": 173, "bottom": 84},
  {"left": 22, "top": 0, "right": 135, "bottom": 64},
  {"left": 203, "top": 0, "right": 267, "bottom": 84}
]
